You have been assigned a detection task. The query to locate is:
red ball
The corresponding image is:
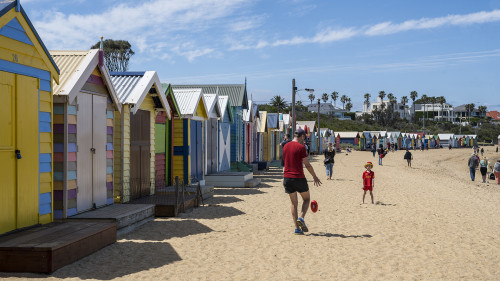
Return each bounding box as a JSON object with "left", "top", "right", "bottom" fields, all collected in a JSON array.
[{"left": 311, "top": 200, "right": 318, "bottom": 213}]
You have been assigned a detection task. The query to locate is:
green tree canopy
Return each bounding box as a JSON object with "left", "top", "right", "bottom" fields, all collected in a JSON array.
[{"left": 91, "top": 39, "right": 135, "bottom": 72}]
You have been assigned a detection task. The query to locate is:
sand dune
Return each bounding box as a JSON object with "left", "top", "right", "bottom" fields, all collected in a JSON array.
[{"left": 1, "top": 146, "right": 500, "bottom": 280}]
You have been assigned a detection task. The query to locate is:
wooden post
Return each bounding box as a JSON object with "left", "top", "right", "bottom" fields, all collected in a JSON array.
[{"left": 174, "top": 176, "right": 179, "bottom": 216}]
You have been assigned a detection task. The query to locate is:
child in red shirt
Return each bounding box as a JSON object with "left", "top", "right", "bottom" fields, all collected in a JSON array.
[{"left": 362, "top": 162, "right": 375, "bottom": 204}]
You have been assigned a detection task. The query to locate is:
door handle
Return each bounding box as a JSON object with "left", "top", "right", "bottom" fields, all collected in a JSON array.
[
  {"left": 90, "top": 148, "right": 96, "bottom": 154},
  {"left": 15, "top": 149, "right": 21, "bottom": 159}
]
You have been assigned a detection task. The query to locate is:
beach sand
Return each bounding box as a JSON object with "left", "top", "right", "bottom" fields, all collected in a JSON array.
[{"left": 2, "top": 146, "right": 500, "bottom": 280}]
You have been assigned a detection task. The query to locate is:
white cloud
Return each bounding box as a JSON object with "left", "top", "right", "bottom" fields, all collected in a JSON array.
[
  {"left": 233, "top": 9, "right": 500, "bottom": 50},
  {"left": 228, "top": 15, "right": 267, "bottom": 32},
  {"left": 32, "top": 0, "right": 249, "bottom": 61}
]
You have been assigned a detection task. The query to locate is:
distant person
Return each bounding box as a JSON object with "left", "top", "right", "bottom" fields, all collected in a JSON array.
[
  {"left": 468, "top": 153, "right": 479, "bottom": 181},
  {"left": 280, "top": 134, "right": 291, "bottom": 167},
  {"left": 480, "top": 147, "right": 484, "bottom": 156},
  {"left": 362, "top": 162, "right": 375, "bottom": 204},
  {"left": 371, "top": 145, "right": 376, "bottom": 157},
  {"left": 377, "top": 144, "right": 385, "bottom": 166},
  {"left": 479, "top": 157, "right": 489, "bottom": 183},
  {"left": 404, "top": 149, "right": 413, "bottom": 167},
  {"left": 449, "top": 144, "right": 452, "bottom": 150},
  {"left": 494, "top": 159, "right": 500, "bottom": 185},
  {"left": 323, "top": 142, "right": 335, "bottom": 180},
  {"left": 282, "top": 129, "right": 321, "bottom": 235},
  {"left": 496, "top": 146, "right": 498, "bottom": 153}
]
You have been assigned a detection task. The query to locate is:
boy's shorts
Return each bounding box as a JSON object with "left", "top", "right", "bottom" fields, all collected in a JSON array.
[
  {"left": 363, "top": 186, "right": 373, "bottom": 191},
  {"left": 283, "top": 178, "right": 309, "bottom": 194}
]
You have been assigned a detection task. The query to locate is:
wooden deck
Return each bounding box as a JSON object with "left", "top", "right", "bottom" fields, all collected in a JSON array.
[
  {"left": 0, "top": 221, "right": 116, "bottom": 273},
  {"left": 130, "top": 193, "right": 201, "bottom": 217}
]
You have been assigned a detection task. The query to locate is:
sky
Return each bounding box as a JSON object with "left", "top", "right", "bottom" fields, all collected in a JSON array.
[{"left": 22, "top": 0, "right": 500, "bottom": 112}]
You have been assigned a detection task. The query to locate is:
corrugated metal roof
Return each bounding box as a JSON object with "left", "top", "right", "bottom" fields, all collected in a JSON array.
[
  {"left": 50, "top": 50, "right": 92, "bottom": 96},
  {"left": 172, "top": 88, "right": 202, "bottom": 116},
  {"left": 172, "top": 84, "right": 247, "bottom": 109},
  {"left": 338, "top": 132, "right": 359, "bottom": 138},
  {"left": 203, "top": 93, "right": 220, "bottom": 118},
  {"left": 267, "top": 113, "right": 278, "bottom": 129},
  {"left": 218, "top": 95, "right": 230, "bottom": 121},
  {"left": 110, "top": 72, "right": 144, "bottom": 104}
]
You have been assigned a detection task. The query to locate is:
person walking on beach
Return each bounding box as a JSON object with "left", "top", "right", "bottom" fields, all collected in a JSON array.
[
  {"left": 479, "top": 157, "right": 489, "bottom": 183},
  {"left": 282, "top": 129, "right": 321, "bottom": 235},
  {"left": 377, "top": 144, "right": 385, "bottom": 166},
  {"left": 362, "top": 162, "right": 375, "bottom": 204},
  {"left": 371, "top": 145, "right": 376, "bottom": 157},
  {"left": 324, "top": 142, "right": 335, "bottom": 180},
  {"left": 404, "top": 149, "right": 413, "bottom": 167},
  {"left": 468, "top": 153, "right": 479, "bottom": 181},
  {"left": 280, "top": 134, "right": 291, "bottom": 167},
  {"left": 494, "top": 159, "right": 500, "bottom": 185},
  {"left": 480, "top": 147, "right": 484, "bottom": 156}
]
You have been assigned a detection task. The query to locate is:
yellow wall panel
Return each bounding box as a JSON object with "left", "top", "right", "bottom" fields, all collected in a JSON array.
[
  {"left": 39, "top": 213, "right": 51, "bottom": 225},
  {"left": 40, "top": 182, "right": 51, "bottom": 194},
  {"left": 40, "top": 143, "right": 51, "bottom": 153},
  {"left": 195, "top": 99, "right": 208, "bottom": 119},
  {"left": 39, "top": 91, "right": 51, "bottom": 102},
  {"left": 173, "top": 119, "right": 183, "bottom": 146},
  {"left": 40, "top": 172, "right": 51, "bottom": 183},
  {"left": 139, "top": 94, "right": 155, "bottom": 111},
  {"left": 0, "top": 35, "right": 44, "bottom": 62},
  {"left": 106, "top": 118, "right": 113, "bottom": 126},
  {"left": 40, "top": 100, "right": 51, "bottom": 113},
  {"left": 91, "top": 68, "right": 101, "bottom": 77},
  {"left": 40, "top": 132, "right": 51, "bottom": 144},
  {"left": 67, "top": 180, "right": 76, "bottom": 190}
]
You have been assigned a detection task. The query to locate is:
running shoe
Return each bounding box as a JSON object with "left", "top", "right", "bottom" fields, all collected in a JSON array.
[
  {"left": 297, "top": 217, "right": 309, "bottom": 232},
  {"left": 294, "top": 228, "right": 304, "bottom": 235}
]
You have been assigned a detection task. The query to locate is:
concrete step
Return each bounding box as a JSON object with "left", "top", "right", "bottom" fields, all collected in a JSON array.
[
  {"left": 70, "top": 204, "right": 155, "bottom": 237},
  {"left": 158, "top": 185, "right": 214, "bottom": 200}
]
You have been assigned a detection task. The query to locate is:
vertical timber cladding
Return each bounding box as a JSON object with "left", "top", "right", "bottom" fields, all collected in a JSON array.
[
  {"left": 155, "top": 111, "right": 167, "bottom": 189},
  {"left": 129, "top": 109, "right": 151, "bottom": 200},
  {"left": 0, "top": 3, "right": 60, "bottom": 233}
]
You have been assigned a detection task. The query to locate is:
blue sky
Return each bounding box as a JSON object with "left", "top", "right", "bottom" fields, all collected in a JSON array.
[{"left": 23, "top": 0, "right": 500, "bottom": 111}]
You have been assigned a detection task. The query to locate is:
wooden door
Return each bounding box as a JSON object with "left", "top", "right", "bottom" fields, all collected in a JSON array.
[
  {"left": 92, "top": 95, "right": 107, "bottom": 207},
  {"left": 77, "top": 94, "right": 93, "bottom": 212},
  {"left": 218, "top": 121, "right": 230, "bottom": 172},
  {"left": 130, "top": 110, "right": 150, "bottom": 199},
  {"left": 0, "top": 72, "right": 39, "bottom": 233},
  {"left": 191, "top": 120, "right": 203, "bottom": 182},
  {"left": 206, "top": 119, "right": 217, "bottom": 174}
]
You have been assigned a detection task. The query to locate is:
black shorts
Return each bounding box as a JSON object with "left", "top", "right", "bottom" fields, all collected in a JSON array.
[
  {"left": 283, "top": 177, "right": 309, "bottom": 194},
  {"left": 480, "top": 167, "right": 487, "bottom": 176}
]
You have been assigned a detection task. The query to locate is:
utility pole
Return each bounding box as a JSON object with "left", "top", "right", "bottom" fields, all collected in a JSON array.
[
  {"left": 291, "top": 78, "right": 296, "bottom": 136},
  {"left": 317, "top": 99, "right": 320, "bottom": 153}
]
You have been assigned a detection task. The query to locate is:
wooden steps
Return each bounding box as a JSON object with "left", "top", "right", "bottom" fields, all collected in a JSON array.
[
  {"left": 130, "top": 194, "right": 201, "bottom": 217},
  {"left": 0, "top": 221, "right": 116, "bottom": 273},
  {"left": 204, "top": 171, "right": 261, "bottom": 188}
]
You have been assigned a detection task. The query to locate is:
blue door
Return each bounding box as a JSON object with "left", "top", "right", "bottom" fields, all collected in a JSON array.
[{"left": 191, "top": 120, "right": 203, "bottom": 182}]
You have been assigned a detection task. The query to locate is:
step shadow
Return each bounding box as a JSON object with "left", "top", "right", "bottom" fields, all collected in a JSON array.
[{"left": 308, "top": 232, "right": 372, "bottom": 238}]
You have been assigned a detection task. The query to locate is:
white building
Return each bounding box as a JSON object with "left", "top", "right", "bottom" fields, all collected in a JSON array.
[
  {"left": 307, "top": 102, "right": 349, "bottom": 119},
  {"left": 414, "top": 103, "right": 455, "bottom": 122},
  {"left": 362, "top": 97, "right": 411, "bottom": 120}
]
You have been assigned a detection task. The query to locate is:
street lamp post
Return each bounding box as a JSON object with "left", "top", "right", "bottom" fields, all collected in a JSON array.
[{"left": 317, "top": 98, "right": 320, "bottom": 153}]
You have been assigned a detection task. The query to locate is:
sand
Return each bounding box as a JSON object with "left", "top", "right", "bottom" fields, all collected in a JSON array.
[{"left": 2, "top": 146, "right": 500, "bottom": 280}]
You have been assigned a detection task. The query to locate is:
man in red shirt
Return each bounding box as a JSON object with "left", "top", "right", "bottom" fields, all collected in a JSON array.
[
  {"left": 283, "top": 129, "right": 322, "bottom": 235},
  {"left": 362, "top": 162, "right": 375, "bottom": 204}
]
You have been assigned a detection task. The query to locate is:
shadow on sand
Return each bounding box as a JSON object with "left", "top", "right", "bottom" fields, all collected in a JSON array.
[
  {"left": 214, "top": 188, "right": 265, "bottom": 196},
  {"left": 375, "top": 201, "right": 397, "bottom": 206}
]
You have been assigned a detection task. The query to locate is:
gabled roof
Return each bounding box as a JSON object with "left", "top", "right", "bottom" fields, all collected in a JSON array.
[
  {"left": 203, "top": 93, "right": 221, "bottom": 119},
  {"left": 437, "top": 134, "right": 455, "bottom": 139},
  {"left": 218, "top": 95, "right": 233, "bottom": 122},
  {"left": 111, "top": 71, "right": 170, "bottom": 117},
  {"left": 267, "top": 113, "right": 279, "bottom": 129},
  {"left": 296, "top": 121, "right": 316, "bottom": 131},
  {"left": 172, "top": 88, "right": 208, "bottom": 119},
  {"left": 258, "top": 111, "right": 268, "bottom": 133},
  {"left": 161, "top": 83, "right": 181, "bottom": 118},
  {"left": 282, "top": 114, "right": 290, "bottom": 125},
  {"left": 51, "top": 49, "right": 121, "bottom": 112},
  {"left": 172, "top": 84, "right": 248, "bottom": 109},
  {"left": 338, "top": 132, "right": 360, "bottom": 138},
  {"left": 1, "top": 0, "right": 59, "bottom": 81}
]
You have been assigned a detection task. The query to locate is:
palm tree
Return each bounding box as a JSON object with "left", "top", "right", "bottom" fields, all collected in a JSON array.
[
  {"left": 308, "top": 93, "right": 315, "bottom": 104},
  {"left": 410, "top": 91, "right": 418, "bottom": 122},
  {"left": 364, "top": 93, "right": 371, "bottom": 111},
  {"left": 321, "top": 93, "right": 329, "bottom": 103},
  {"left": 400, "top": 96, "right": 408, "bottom": 120},
  {"left": 465, "top": 103, "right": 475, "bottom": 123},
  {"left": 340, "top": 94, "right": 348, "bottom": 110},
  {"left": 387, "top": 93, "right": 395, "bottom": 112},
  {"left": 437, "top": 96, "right": 446, "bottom": 121},
  {"left": 346, "top": 102, "right": 353, "bottom": 112},
  {"left": 331, "top": 91, "right": 339, "bottom": 107},
  {"left": 478, "top": 105, "right": 487, "bottom": 119},
  {"left": 429, "top": 96, "right": 436, "bottom": 121},
  {"left": 270, "top": 95, "right": 287, "bottom": 112}
]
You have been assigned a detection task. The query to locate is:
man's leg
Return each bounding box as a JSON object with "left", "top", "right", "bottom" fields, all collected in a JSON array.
[
  {"left": 470, "top": 168, "right": 475, "bottom": 181},
  {"left": 289, "top": 192, "right": 299, "bottom": 229},
  {"left": 298, "top": 191, "right": 310, "bottom": 219}
]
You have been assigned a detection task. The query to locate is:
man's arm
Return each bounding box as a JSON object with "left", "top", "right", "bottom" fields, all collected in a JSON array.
[{"left": 302, "top": 157, "right": 322, "bottom": 186}]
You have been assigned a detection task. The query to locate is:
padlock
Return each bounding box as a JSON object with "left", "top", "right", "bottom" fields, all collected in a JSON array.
[{"left": 15, "top": 149, "right": 21, "bottom": 159}]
